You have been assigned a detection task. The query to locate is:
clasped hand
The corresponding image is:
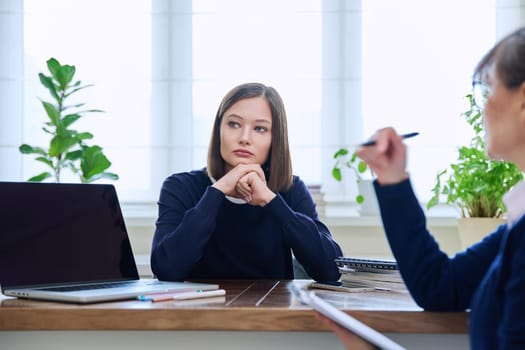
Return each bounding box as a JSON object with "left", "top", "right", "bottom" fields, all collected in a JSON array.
[{"left": 212, "top": 164, "right": 276, "bottom": 206}]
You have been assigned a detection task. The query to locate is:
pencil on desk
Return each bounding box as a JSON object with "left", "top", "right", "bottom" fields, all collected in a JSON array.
[
  {"left": 138, "top": 289, "right": 226, "bottom": 302},
  {"left": 137, "top": 293, "right": 175, "bottom": 302},
  {"left": 172, "top": 289, "right": 226, "bottom": 300},
  {"left": 137, "top": 289, "right": 205, "bottom": 302}
]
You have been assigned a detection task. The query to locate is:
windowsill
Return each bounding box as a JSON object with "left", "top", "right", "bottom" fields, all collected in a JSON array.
[
  {"left": 120, "top": 202, "right": 158, "bottom": 228},
  {"left": 319, "top": 201, "right": 460, "bottom": 227}
]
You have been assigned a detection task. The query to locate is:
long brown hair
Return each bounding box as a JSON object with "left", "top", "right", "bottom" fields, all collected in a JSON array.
[{"left": 207, "top": 82, "right": 293, "bottom": 192}]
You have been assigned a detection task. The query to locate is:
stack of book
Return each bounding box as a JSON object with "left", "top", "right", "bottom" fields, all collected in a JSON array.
[
  {"left": 335, "top": 257, "right": 407, "bottom": 292},
  {"left": 307, "top": 184, "right": 326, "bottom": 216}
]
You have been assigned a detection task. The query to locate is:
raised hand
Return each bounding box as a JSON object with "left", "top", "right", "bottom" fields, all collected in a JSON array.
[{"left": 356, "top": 127, "right": 409, "bottom": 185}]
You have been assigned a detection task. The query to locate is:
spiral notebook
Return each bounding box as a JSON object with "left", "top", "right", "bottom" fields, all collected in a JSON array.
[{"left": 335, "top": 257, "right": 398, "bottom": 272}]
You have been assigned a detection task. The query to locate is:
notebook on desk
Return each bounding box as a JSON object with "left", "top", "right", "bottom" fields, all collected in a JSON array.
[{"left": 0, "top": 181, "right": 218, "bottom": 304}]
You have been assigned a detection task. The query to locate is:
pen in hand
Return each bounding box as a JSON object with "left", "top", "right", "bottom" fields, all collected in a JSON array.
[{"left": 359, "top": 132, "right": 419, "bottom": 147}]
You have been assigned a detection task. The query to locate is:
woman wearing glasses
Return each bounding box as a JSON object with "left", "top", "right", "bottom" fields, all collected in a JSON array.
[
  {"left": 320, "top": 27, "right": 525, "bottom": 349},
  {"left": 151, "top": 82, "right": 342, "bottom": 283}
]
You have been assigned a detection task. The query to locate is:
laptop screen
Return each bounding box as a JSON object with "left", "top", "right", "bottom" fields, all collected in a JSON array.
[{"left": 0, "top": 182, "right": 139, "bottom": 290}]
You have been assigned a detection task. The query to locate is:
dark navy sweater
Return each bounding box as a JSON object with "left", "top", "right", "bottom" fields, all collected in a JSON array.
[
  {"left": 375, "top": 179, "right": 525, "bottom": 349},
  {"left": 151, "top": 169, "right": 342, "bottom": 282}
]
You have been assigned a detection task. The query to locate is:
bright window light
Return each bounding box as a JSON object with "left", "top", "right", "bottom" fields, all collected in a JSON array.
[{"left": 23, "top": 0, "right": 152, "bottom": 200}]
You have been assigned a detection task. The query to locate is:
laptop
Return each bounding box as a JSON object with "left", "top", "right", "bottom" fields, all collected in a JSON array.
[{"left": 0, "top": 181, "right": 218, "bottom": 303}]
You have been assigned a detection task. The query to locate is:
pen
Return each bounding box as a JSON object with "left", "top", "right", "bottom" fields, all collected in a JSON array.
[
  {"left": 137, "top": 293, "right": 177, "bottom": 302},
  {"left": 137, "top": 289, "right": 227, "bottom": 302},
  {"left": 172, "top": 289, "right": 226, "bottom": 300},
  {"left": 359, "top": 132, "right": 419, "bottom": 147},
  {"left": 137, "top": 289, "right": 207, "bottom": 302}
]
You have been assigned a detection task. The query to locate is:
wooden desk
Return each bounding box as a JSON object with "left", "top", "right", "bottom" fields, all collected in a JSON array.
[{"left": 0, "top": 280, "right": 469, "bottom": 349}]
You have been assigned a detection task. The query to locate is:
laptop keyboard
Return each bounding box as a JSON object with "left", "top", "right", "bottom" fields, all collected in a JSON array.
[{"left": 39, "top": 281, "right": 138, "bottom": 292}]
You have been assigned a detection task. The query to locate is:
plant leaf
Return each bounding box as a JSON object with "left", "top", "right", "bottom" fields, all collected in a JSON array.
[
  {"left": 46, "top": 58, "right": 61, "bottom": 78},
  {"left": 20, "top": 57, "right": 118, "bottom": 184},
  {"left": 49, "top": 134, "right": 80, "bottom": 157},
  {"left": 62, "top": 114, "right": 81, "bottom": 128},
  {"left": 42, "top": 101, "right": 60, "bottom": 125},
  {"left": 63, "top": 84, "right": 95, "bottom": 99},
  {"left": 52, "top": 61, "right": 75, "bottom": 89},
  {"left": 332, "top": 167, "right": 342, "bottom": 181},
  {"left": 76, "top": 132, "right": 94, "bottom": 140},
  {"left": 80, "top": 146, "right": 111, "bottom": 180},
  {"left": 19, "top": 144, "right": 47, "bottom": 156},
  {"left": 427, "top": 94, "right": 523, "bottom": 216},
  {"left": 357, "top": 160, "right": 368, "bottom": 173},
  {"left": 38, "top": 73, "right": 59, "bottom": 101},
  {"left": 65, "top": 150, "right": 83, "bottom": 161},
  {"left": 82, "top": 171, "right": 119, "bottom": 184},
  {"left": 333, "top": 148, "right": 349, "bottom": 158},
  {"left": 35, "top": 156, "right": 53, "bottom": 168},
  {"left": 28, "top": 172, "right": 52, "bottom": 182},
  {"left": 426, "top": 195, "right": 439, "bottom": 210}
]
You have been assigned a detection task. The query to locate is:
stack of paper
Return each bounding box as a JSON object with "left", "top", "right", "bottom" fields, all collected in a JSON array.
[{"left": 335, "top": 258, "right": 407, "bottom": 292}]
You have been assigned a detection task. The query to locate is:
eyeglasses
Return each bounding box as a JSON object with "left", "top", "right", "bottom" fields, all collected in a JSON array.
[{"left": 472, "top": 80, "right": 491, "bottom": 110}]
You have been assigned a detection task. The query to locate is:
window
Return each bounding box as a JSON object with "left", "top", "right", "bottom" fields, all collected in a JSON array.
[
  {"left": 23, "top": 0, "right": 153, "bottom": 201},
  {"left": 361, "top": 0, "right": 496, "bottom": 202},
  {"left": 7, "top": 0, "right": 502, "bottom": 214}
]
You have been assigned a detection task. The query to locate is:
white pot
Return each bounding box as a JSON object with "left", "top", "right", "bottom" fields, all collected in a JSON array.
[
  {"left": 357, "top": 179, "right": 380, "bottom": 216},
  {"left": 457, "top": 217, "right": 506, "bottom": 250}
]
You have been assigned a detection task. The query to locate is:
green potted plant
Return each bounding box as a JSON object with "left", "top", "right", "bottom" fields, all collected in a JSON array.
[
  {"left": 427, "top": 94, "right": 523, "bottom": 247},
  {"left": 19, "top": 57, "right": 118, "bottom": 183},
  {"left": 332, "top": 148, "right": 379, "bottom": 215}
]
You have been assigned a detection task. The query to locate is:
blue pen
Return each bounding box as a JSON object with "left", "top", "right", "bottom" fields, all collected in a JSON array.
[{"left": 137, "top": 289, "right": 205, "bottom": 302}]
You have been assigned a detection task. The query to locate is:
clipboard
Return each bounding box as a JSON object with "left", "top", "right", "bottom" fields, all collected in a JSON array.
[{"left": 290, "top": 284, "right": 406, "bottom": 350}]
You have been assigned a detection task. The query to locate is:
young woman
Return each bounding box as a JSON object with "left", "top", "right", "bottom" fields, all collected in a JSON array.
[
  {"left": 151, "top": 82, "right": 342, "bottom": 282},
  {"left": 322, "top": 26, "right": 525, "bottom": 349}
]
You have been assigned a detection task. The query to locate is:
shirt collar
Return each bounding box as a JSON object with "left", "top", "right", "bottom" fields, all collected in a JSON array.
[{"left": 503, "top": 179, "right": 525, "bottom": 227}]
